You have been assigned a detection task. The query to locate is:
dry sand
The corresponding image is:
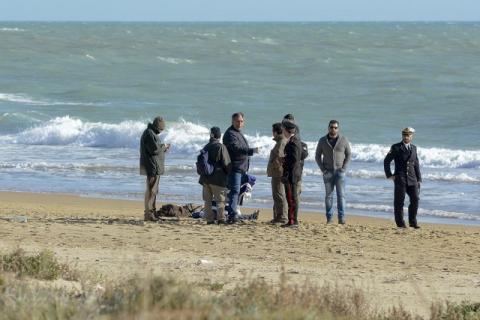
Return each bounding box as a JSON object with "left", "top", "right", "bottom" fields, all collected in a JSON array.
[{"left": 1, "top": 191, "right": 479, "bottom": 316}]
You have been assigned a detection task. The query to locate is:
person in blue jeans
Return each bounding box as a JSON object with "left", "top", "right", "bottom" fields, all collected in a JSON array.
[
  {"left": 223, "top": 112, "right": 259, "bottom": 224},
  {"left": 315, "top": 120, "right": 351, "bottom": 224}
]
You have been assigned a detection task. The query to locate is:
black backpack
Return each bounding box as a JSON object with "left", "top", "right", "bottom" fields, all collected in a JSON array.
[
  {"left": 196, "top": 149, "right": 215, "bottom": 176},
  {"left": 300, "top": 141, "right": 308, "bottom": 160}
]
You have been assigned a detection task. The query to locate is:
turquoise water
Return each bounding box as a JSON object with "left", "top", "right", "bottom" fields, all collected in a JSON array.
[{"left": 1, "top": 22, "right": 479, "bottom": 224}]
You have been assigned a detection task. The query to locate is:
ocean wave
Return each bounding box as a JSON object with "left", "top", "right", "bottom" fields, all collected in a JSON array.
[
  {"left": 349, "top": 203, "right": 480, "bottom": 221},
  {"left": 1, "top": 117, "right": 479, "bottom": 169},
  {"left": 0, "top": 27, "right": 25, "bottom": 32},
  {"left": 156, "top": 56, "right": 195, "bottom": 64},
  {"left": 249, "top": 167, "right": 480, "bottom": 184},
  {"left": 0, "top": 92, "right": 108, "bottom": 107}
]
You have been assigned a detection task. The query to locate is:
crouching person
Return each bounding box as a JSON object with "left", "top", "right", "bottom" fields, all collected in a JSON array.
[{"left": 198, "top": 127, "right": 232, "bottom": 224}]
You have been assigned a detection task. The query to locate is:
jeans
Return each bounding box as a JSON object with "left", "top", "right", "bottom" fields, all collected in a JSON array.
[
  {"left": 227, "top": 170, "right": 243, "bottom": 221},
  {"left": 323, "top": 169, "right": 346, "bottom": 222}
]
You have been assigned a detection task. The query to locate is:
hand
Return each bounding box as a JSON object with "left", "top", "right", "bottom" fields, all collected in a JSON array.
[
  {"left": 388, "top": 176, "right": 395, "bottom": 181},
  {"left": 253, "top": 147, "right": 259, "bottom": 154},
  {"left": 165, "top": 143, "right": 171, "bottom": 152}
]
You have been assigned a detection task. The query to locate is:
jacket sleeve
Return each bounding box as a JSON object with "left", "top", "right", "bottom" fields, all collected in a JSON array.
[
  {"left": 342, "top": 138, "right": 352, "bottom": 170},
  {"left": 315, "top": 139, "right": 325, "bottom": 172},
  {"left": 221, "top": 145, "right": 232, "bottom": 174},
  {"left": 144, "top": 132, "right": 161, "bottom": 156},
  {"left": 414, "top": 147, "right": 422, "bottom": 183},
  {"left": 223, "top": 131, "right": 253, "bottom": 156},
  {"left": 384, "top": 145, "right": 395, "bottom": 178}
]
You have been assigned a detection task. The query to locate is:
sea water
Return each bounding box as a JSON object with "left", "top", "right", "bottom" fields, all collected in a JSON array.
[{"left": 1, "top": 22, "right": 479, "bottom": 224}]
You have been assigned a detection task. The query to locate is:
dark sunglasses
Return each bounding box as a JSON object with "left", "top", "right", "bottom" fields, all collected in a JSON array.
[{"left": 329, "top": 126, "right": 338, "bottom": 129}]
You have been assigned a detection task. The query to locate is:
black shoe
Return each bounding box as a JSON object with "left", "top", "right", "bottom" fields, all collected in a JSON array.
[
  {"left": 338, "top": 220, "right": 346, "bottom": 225},
  {"left": 217, "top": 220, "right": 226, "bottom": 225},
  {"left": 252, "top": 210, "right": 260, "bottom": 220},
  {"left": 397, "top": 224, "right": 407, "bottom": 228},
  {"left": 281, "top": 222, "right": 299, "bottom": 228},
  {"left": 206, "top": 221, "right": 216, "bottom": 225},
  {"left": 409, "top": 224, "right": 420, "bottom": 229}
]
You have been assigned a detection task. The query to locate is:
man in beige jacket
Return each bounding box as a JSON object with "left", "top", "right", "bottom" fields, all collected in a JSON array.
[{"left": 267, "top": 122, "right": 288, "bottom": 223}]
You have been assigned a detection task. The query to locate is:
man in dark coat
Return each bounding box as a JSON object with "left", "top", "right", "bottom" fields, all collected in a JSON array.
[
  {"left": 199, "top": 127, "right": 231, "bottom": 224},
  {"left": 281, "top": 120, "right": 303, "bottom": 228},
  {"left": 140, "top": 116, "right": 170, "bottom": 221},
  {"left": 222, "top": 112, "right": 258, "bottom": 223},
  {"left": 384, "top": 127, "right": 422, "bottom": 228}
]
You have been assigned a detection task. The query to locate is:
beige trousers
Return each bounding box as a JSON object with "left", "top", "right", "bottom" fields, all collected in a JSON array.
[
  {"left": 202, "top": 184, "right": 227, "bottom": 222},
  {"left": 144, "top": 175, "right": 160, "bottom": 213}
]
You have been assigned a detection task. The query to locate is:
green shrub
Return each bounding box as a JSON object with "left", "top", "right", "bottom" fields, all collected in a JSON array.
[{"left": 0, "top": 249, "right": 77, "bottom": 281}]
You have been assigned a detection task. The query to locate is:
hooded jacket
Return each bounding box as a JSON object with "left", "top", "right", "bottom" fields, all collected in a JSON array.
[{"left": 139, "top": 123, "right": 168, "bottom": 176}]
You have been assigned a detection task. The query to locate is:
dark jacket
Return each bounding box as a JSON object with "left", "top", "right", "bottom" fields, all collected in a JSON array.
[
  {"left": 222, "top": 125, "right": 255, "bottom": 173},
  {"left": 139, "top": 123, "right": 167, "bottom": 176},
  {"left": 199, "top": 138, "right": 232, "bottom": 187},
  {"left": 283, "top": 134, "right": 303, "bottom": 184},
  {"left": 384, "top": 142, "right": 422, "bottom": 186}
]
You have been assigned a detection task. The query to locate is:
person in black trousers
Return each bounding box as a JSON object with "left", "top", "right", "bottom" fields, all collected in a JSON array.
[
  {"left": 384, "top": 127, "right": 422, "bottom": 229},
  {"left": 281, "top": 121, "right": 303, "bottom": 228}
]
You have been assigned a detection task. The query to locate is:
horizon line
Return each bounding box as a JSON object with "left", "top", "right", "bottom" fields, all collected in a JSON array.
[{"left": 1, "top": 20, "right": 480, "bottom": 23}]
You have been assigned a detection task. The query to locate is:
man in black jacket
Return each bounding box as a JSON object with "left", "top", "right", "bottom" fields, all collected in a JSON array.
[
  {"left": 140, "top": 116, "right": 170, "bottom": 221},
  {"left": 199, "top": 127, "right": 231, "bottom": 224},
  {"left": 223, "top": 112, "right": 259, "bottom": 223},
  {"left": 281, "top": 120, "right": 303, "bottom": 228},
  {"left": 384, "top": 127, "right": 422, "bottom": 228}
]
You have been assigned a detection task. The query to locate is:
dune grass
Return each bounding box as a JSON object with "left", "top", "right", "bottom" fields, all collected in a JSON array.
[{"left": 0, "top": 249, "right": 479, "bottom": 320}]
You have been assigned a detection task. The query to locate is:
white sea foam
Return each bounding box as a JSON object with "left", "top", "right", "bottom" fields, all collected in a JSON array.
[
  {"left": 85, "top": 54, "right": 96, "bottom": 60},
  {"left": 156, "top": 56, "right": 195, "bottom": 64},
  {"left": 348, "top": 203, "right": 480, "bottom": 221},
  {"left": 0, "top": 92, "right": 108, "bottom": 107},
  {"left": 1, "top": 118, "right": 479, "bottom": 170},
  {"left": 0, "top": 27, "right": 25, "bottom": 32}
]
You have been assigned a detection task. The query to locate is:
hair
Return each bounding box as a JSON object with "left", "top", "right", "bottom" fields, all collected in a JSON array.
[
  {"left": 283, "top": 114, "right": 295, "bottom": 121},
  {"left": 231, "top": 112, "right": 245, "bottom": 120},
  {"left": 329, "top": 120, "right": 339, "bottom": 127},
  {"left": 272, "top": 122, "right": 283, "bottom": 135},
  {"left": 152, "top": 116, "right": 165, "bottom": 125},
  {"left": 210, "top": 126, "right": 221, "bottom": 139}
]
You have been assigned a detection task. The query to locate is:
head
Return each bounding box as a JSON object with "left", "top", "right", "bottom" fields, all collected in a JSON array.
[
  {"left": 272, "top": 122, "right": 283, "bottom": 138},
  {"left": 231, "top": 112, "right": 245, "bottom": 130},
  {"left": 328, "top": 120, "right": 339, "bottom": 137},
  {"left": 282, "top": 120, "right": 296, "bottom": 138},
  {"left": 152, "top": 116, "right": 165, "bottom": 133},
  {"left": 283, "top": 114, "right": 295, "bottom": 123},
  {"left": 402, "top": 127, "right": 415, "bottom": 144},
  {"left": 210, "top": 126, "right": 221, "bottom": 140}
]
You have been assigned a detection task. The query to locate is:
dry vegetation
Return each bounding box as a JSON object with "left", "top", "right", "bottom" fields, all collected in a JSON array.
[{"left": 1, "top": 249, "right": 479, "bottom": 320}]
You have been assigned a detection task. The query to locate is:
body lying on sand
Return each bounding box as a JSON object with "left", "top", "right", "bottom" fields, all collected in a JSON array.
[{"left": 140, "top": 113, "right": 422, "bottom": 229}]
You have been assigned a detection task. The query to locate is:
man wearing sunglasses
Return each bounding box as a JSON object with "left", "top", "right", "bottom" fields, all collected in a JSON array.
[
  {"left": 315, "top": 120, "right": 351, "bottom": 224},
  {"left": 384, "top": 127, "right": 422, "bottom": 229}
]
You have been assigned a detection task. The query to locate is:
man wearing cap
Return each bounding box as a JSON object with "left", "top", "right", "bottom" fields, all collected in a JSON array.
[
  {"left": 140, "top": 116, "right": 171, "bottom": 221},
  {"left": 384, "top": 127, "right": 422, "bottom": 229},
  {"left": 223, "top": 112, "right": 259, "bottom": 224},
  {"left": 315, "top": 120, "right": 351, "bottom": 225},
  {"left": 199, "top": 127, "right": 231, "bottom": 225}
]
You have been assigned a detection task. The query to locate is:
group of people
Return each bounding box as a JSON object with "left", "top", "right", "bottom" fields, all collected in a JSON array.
[{"left": 139, "top": 113, "right": 422, "bottom": 229}]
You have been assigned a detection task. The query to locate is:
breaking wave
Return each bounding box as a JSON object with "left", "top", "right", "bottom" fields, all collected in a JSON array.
[{"left": 1, "top": 116, "right": 479, "bottom": 169}]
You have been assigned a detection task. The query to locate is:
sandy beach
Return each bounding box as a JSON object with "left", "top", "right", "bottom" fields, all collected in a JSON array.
[{"left": 0, "top": 191, "right": 479, "bottom": 317}]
